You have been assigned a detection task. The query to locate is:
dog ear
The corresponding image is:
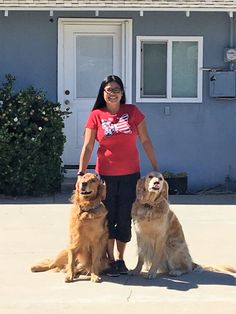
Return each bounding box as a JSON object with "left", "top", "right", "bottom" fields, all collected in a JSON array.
[
  {"left": 136, "top": 177, "right": 146, "bottom": 199},
  {"left": 98, "top": 179, "right": 106, "bottom": 200},
  {"left": 70, "top": 189, "right": 80, "bottom": 204},
  {"left": 161, "top": 180, "right": 169, "bottom": 200}
]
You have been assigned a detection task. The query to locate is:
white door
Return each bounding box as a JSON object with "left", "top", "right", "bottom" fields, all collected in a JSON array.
[{"left": 58, "top": 19, "right": 132, "bottom": 172}]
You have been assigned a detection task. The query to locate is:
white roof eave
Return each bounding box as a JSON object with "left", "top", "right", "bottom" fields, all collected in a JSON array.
[{"left": 0, "top": 7, "right": 236, "bottom": 12}]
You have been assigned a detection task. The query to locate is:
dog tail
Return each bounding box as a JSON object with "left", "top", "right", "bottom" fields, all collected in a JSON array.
[
  {"left": 31, "top": 258, "right": 54, "bottom": 272},
  {"left": 31, "top": 249, "right": 68, "bottom": 273},
  {"left": 192, "top": 262, "right": 236, "bottom": 273}
]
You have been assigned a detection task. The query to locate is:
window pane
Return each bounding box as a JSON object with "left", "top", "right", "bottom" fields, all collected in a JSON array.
[
  {"left": 76, "top": 35, "right": 113, "bottom": 98},
  {"left": 142, "top": 42, "right": 167, "bottom": 97},
  {"left": 172, "top": 41, "right": 198, "bottom": 97}
]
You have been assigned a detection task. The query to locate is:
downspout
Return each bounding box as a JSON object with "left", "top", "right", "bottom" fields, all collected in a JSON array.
[{"left": 229, "top": 12, "right": 235, "bottom": 71}]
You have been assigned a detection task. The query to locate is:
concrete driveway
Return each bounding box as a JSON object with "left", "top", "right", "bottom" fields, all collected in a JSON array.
[{"left": 0, "top": 191, "right": 235, "bottom": 314}]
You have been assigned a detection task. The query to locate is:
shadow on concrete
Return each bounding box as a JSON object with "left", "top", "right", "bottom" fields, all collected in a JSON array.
[
  {"left": 0, "top": 192, "right": 72, "bottom": 205},
  {"left": 1, "top": 177, "right": 236, "bottom": 205},
  {"left": 0, "top": 178, "right": 75, "bottom": 205},
  {"left": 1, "top": 192, "right": 236, "bottom": 205},
  {"left": 102, "top": 271, "right": 236, "bottom": 291},
  {"left": 169, "top": 194, "right": 236, "bottom": 205}
]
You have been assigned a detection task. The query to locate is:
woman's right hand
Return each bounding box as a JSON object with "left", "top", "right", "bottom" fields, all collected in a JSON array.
[{"left": 75, "top": 172, "right": 84, "bottom": 191}]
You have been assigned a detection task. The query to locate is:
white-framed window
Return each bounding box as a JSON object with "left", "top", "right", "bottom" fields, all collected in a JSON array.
[{"left": 136, "top": 36, "right": 203, "bottom": 103}]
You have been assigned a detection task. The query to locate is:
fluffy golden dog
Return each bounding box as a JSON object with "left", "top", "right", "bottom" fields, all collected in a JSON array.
[
  {"left": 130, "top": 171, "right": 236, "bottom": 279},
  {"left": 31, "top": 173, "right": 108, "bottom": 283}
]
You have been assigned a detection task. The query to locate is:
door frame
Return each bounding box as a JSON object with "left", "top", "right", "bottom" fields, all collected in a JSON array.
[{"left": 57, "top": 18, "right": 133, "bottom": 108}]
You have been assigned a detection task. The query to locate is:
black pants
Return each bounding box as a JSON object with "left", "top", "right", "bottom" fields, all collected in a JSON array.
[{"left": 100, "top": 172, "right": 140, "bottom": 243}]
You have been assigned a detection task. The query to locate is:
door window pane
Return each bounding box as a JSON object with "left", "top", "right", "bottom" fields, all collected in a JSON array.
[
  {"left": 172, "top": 41, "right": 198, "bottom": 97},
  {"left": 76, "top": 35, "right": 113, "bottom": 98},
  {"left": 142, "top": 42, "right": 167, "bottom": 97}
]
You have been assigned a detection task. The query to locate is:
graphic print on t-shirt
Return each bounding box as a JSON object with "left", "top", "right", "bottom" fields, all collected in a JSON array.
[{"left": 101, "top": 113, "right": 132, "bottom": 137}]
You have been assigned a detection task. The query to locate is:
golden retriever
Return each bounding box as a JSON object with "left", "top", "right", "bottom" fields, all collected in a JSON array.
[
  {"left": 129, "top": 171, "right": 236, "bottom": 279},
  {"left": 31, "top": 173, "right": 109, "bottom": 283}
]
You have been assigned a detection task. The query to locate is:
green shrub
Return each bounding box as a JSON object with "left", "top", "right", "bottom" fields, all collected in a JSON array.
[
  {"left": 0, "top": 74, "right": 70, "bottom": 196},
  {"left": 163, "top": 171, "right": 188, "bottom": 179}
]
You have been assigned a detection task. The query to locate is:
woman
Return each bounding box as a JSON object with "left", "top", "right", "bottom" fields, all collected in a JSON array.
[{"left": 76, "top": 75, "right": 159, "bottom": 276}]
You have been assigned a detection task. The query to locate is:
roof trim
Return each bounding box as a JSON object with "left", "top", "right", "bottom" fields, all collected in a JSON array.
[{"left": 0, "top": 7, "right": 236, "bottom": 13}]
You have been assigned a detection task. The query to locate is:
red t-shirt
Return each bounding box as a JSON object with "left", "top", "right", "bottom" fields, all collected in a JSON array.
[{"left": 85, "top": 104, "right": 145, "bottom": 176}]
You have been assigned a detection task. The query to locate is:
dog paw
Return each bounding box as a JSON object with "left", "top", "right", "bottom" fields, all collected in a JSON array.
[
  {"left": 91, "top": 274, "right": 101, "bottom": 283},
  {"left": 193, "top": 265, "right": 203, "bottom": 273},
  {"left": 168, "top": 270, "right": 183, "bottom": 277},
  {"left": 65, "top": 271, "right": 74, "bottom": 283},
  {"left": 144, "top": 271, "right": 157, "bottom": 279}
]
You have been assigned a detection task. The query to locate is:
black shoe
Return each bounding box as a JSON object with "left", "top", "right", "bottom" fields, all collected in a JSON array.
[
  {"left": 104, "top": 261, "right": 120, "bottom": 277},
  {"left": 116, "top": 259, "right": 128, "bottom": 274}
]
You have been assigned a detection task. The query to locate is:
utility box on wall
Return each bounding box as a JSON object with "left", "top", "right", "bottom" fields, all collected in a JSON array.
[{"left": 209, "top": 71, "right": 236, "bottom": 98}]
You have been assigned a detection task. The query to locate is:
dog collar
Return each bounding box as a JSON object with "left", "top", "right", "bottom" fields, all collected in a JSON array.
[
  {"left": 79, "top": 203, "right": 100, "bottom": 212},
  {"left": 143, "top": 203, "right": 153, "bottom": 210}
]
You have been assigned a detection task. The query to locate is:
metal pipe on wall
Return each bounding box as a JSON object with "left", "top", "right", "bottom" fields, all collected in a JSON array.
[{"left": 229, "top": 12, "right": 235, "bottom": 70}]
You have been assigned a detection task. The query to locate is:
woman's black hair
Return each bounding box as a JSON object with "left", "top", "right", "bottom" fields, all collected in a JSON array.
[{"left": 92, "top": 75, "right": 126, "bottom": 111}]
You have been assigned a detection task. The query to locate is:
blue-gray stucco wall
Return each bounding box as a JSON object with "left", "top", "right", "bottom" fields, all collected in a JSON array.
[{"left": 0, "top": 10, "right": 235, "bottom": 191}]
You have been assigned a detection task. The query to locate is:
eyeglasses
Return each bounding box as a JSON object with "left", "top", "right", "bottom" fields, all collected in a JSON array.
[{"left": 104, "top": 88, "right": 122, "bottom": 94}]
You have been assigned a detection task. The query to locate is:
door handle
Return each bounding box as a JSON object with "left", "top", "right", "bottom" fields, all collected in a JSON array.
[{"left": 64, "top": 99, "right": 70, "bottom": 106}]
